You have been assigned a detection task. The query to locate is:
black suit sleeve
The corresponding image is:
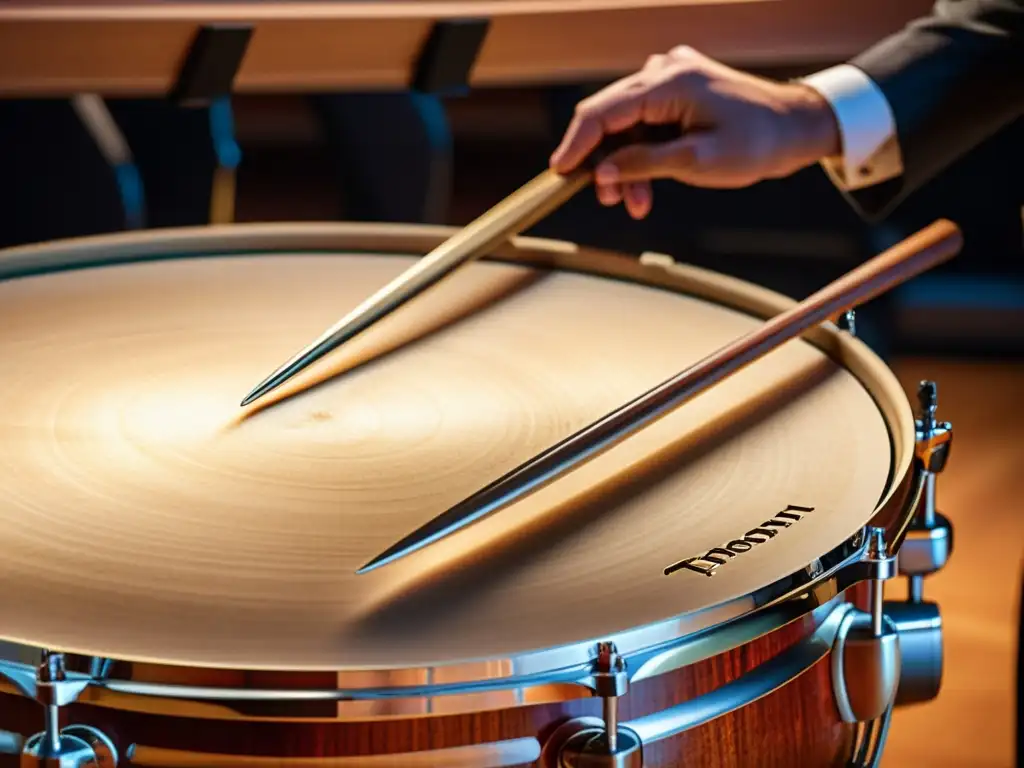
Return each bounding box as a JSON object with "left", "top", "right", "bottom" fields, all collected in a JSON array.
[{"left": 842, "top": 0, "right": 1024, "bottom": 218}]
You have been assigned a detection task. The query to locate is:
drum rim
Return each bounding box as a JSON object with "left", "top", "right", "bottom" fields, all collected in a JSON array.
[{"left": 0, "top": 221, "right": 917, "bottom": 694}]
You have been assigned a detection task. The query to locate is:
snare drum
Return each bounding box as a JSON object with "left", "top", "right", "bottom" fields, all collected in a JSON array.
[{"left": 0, "top": 224, "right": 953, "bottom": 768}]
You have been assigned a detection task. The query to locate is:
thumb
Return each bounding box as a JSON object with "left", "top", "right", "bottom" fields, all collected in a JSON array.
[{"left": 594, "top": 134, "right": 717, "bottom": 184}]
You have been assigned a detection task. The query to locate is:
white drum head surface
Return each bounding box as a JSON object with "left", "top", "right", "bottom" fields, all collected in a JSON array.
[{"left": 0, "top": 251, "right": 894, "bottom": 669}]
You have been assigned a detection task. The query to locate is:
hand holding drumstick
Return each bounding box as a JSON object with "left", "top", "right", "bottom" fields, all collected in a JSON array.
[{"left": 549, "top": 46, "right": 840, "bottom": 219}]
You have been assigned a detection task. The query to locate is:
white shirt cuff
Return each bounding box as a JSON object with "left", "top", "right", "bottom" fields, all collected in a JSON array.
[{"left": 801, "top": 64, "right": 904, "bottom": 191}]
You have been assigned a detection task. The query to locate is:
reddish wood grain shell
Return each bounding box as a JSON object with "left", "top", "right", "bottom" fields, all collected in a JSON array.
[{"left": 0, "top": 596, "right": 855, "bottom": 767}]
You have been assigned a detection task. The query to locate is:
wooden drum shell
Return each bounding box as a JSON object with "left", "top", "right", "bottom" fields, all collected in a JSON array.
[{"left": 0, "top": 597, "right": 856, "bottom": 767}]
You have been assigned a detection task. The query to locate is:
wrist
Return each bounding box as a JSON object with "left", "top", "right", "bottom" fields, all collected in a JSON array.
[{"left": 781, "top": 82, "right": 842, "bottom": 166}]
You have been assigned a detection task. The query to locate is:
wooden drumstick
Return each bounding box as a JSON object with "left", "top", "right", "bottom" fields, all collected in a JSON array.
[
  {"left": 239, "top": 124, "right": 684, "bottom": 407},
  {"left": 357, "top": 218, "right": 963, "bottom": 573}
]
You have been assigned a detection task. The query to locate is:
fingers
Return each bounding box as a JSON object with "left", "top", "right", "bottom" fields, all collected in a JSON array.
[
  {"left": 550, "top": 71, "right": 657, "bottom": 173},
  {"left": 592, "top": 133, "right": 720, "bottom": 219},
  {"left": 550, "top": 113, "right": 604, "bottom": 174},
  {"left": 595, "top": 181, "right": 653, "bottom": 220},
  {"left": 593, "top": 136, "right": 700, "bottom": 184},
  {"left": 551, "top": 46, "right": 715, "bottom": 175},
  {"left": 623, "top": 182, "right": 653, "bottom": 219},
  {"left": 596, "top": 183, "right": 622, "bottom": 207},
  {"left": 550, "top": 103, "right": 638, "bottom": 174}
]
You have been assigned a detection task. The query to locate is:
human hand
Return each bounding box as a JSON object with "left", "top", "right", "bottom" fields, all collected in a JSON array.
[{"left": 549, "top": 46, "right": 841, "bottom": 219}]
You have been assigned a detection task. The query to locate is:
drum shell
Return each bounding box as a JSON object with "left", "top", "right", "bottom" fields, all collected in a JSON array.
[{"left": 0, "top": 591, "right": 859, "bottom": 768}]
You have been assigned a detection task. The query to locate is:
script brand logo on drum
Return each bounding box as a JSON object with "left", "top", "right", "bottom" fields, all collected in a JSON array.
[{"left": 664, "top": 504, "right": 816, "bottom": 577}]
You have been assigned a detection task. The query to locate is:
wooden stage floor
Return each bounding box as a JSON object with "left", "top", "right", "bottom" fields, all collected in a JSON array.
[{"left": 883, "top": 358, "right": 1023, "bottom": 768}]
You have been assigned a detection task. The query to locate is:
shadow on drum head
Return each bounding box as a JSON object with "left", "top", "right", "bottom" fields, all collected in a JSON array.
[
  {"left": 349, "top": 357, "right": 838, "bottom": 639},
  {"left": 226, "top": 267, "right": 548, "bottom": 423}
]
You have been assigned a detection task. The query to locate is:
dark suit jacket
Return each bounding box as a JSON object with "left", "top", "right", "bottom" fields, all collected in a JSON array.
[{"left": 845, "top": 0, "right": 1024, "bottom": 217}]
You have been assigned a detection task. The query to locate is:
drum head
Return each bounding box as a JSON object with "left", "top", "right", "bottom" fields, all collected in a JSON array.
[{"left": 0, "top": 234, "right": 897, "bottom": 670}]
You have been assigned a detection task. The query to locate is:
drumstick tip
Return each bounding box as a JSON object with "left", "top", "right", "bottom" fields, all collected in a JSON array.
[
  {"left": 240, "top": 365, "right": 293, "bottom": 407},
  {"left": 355, "top": 548, "right": 405, "bottom": 575},
  {"left": 240, "top": 335, "right": 343, "bottom": 407},
  {"left": 239, "top": 390, "right": 262, "bottom": 408}
]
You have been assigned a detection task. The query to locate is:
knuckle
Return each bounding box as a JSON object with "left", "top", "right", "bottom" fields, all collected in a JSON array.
[
  {"left": 573, "top": 98, "right": 596, "bottom": 117},
  {"left": 665, "top": 47, "right": 709, "bottom": 78},
  {"left": 644, "top": 53, "right": 668, "bottom": 69},
  {"left": 667, "top": 44, "right": 699, "bottom": 61},
  {"left": 575, "top": 88, "right": 613, "bottom": 115},
  {"left": 572, "top": 106, "right": 605, "bottom": 131}
]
